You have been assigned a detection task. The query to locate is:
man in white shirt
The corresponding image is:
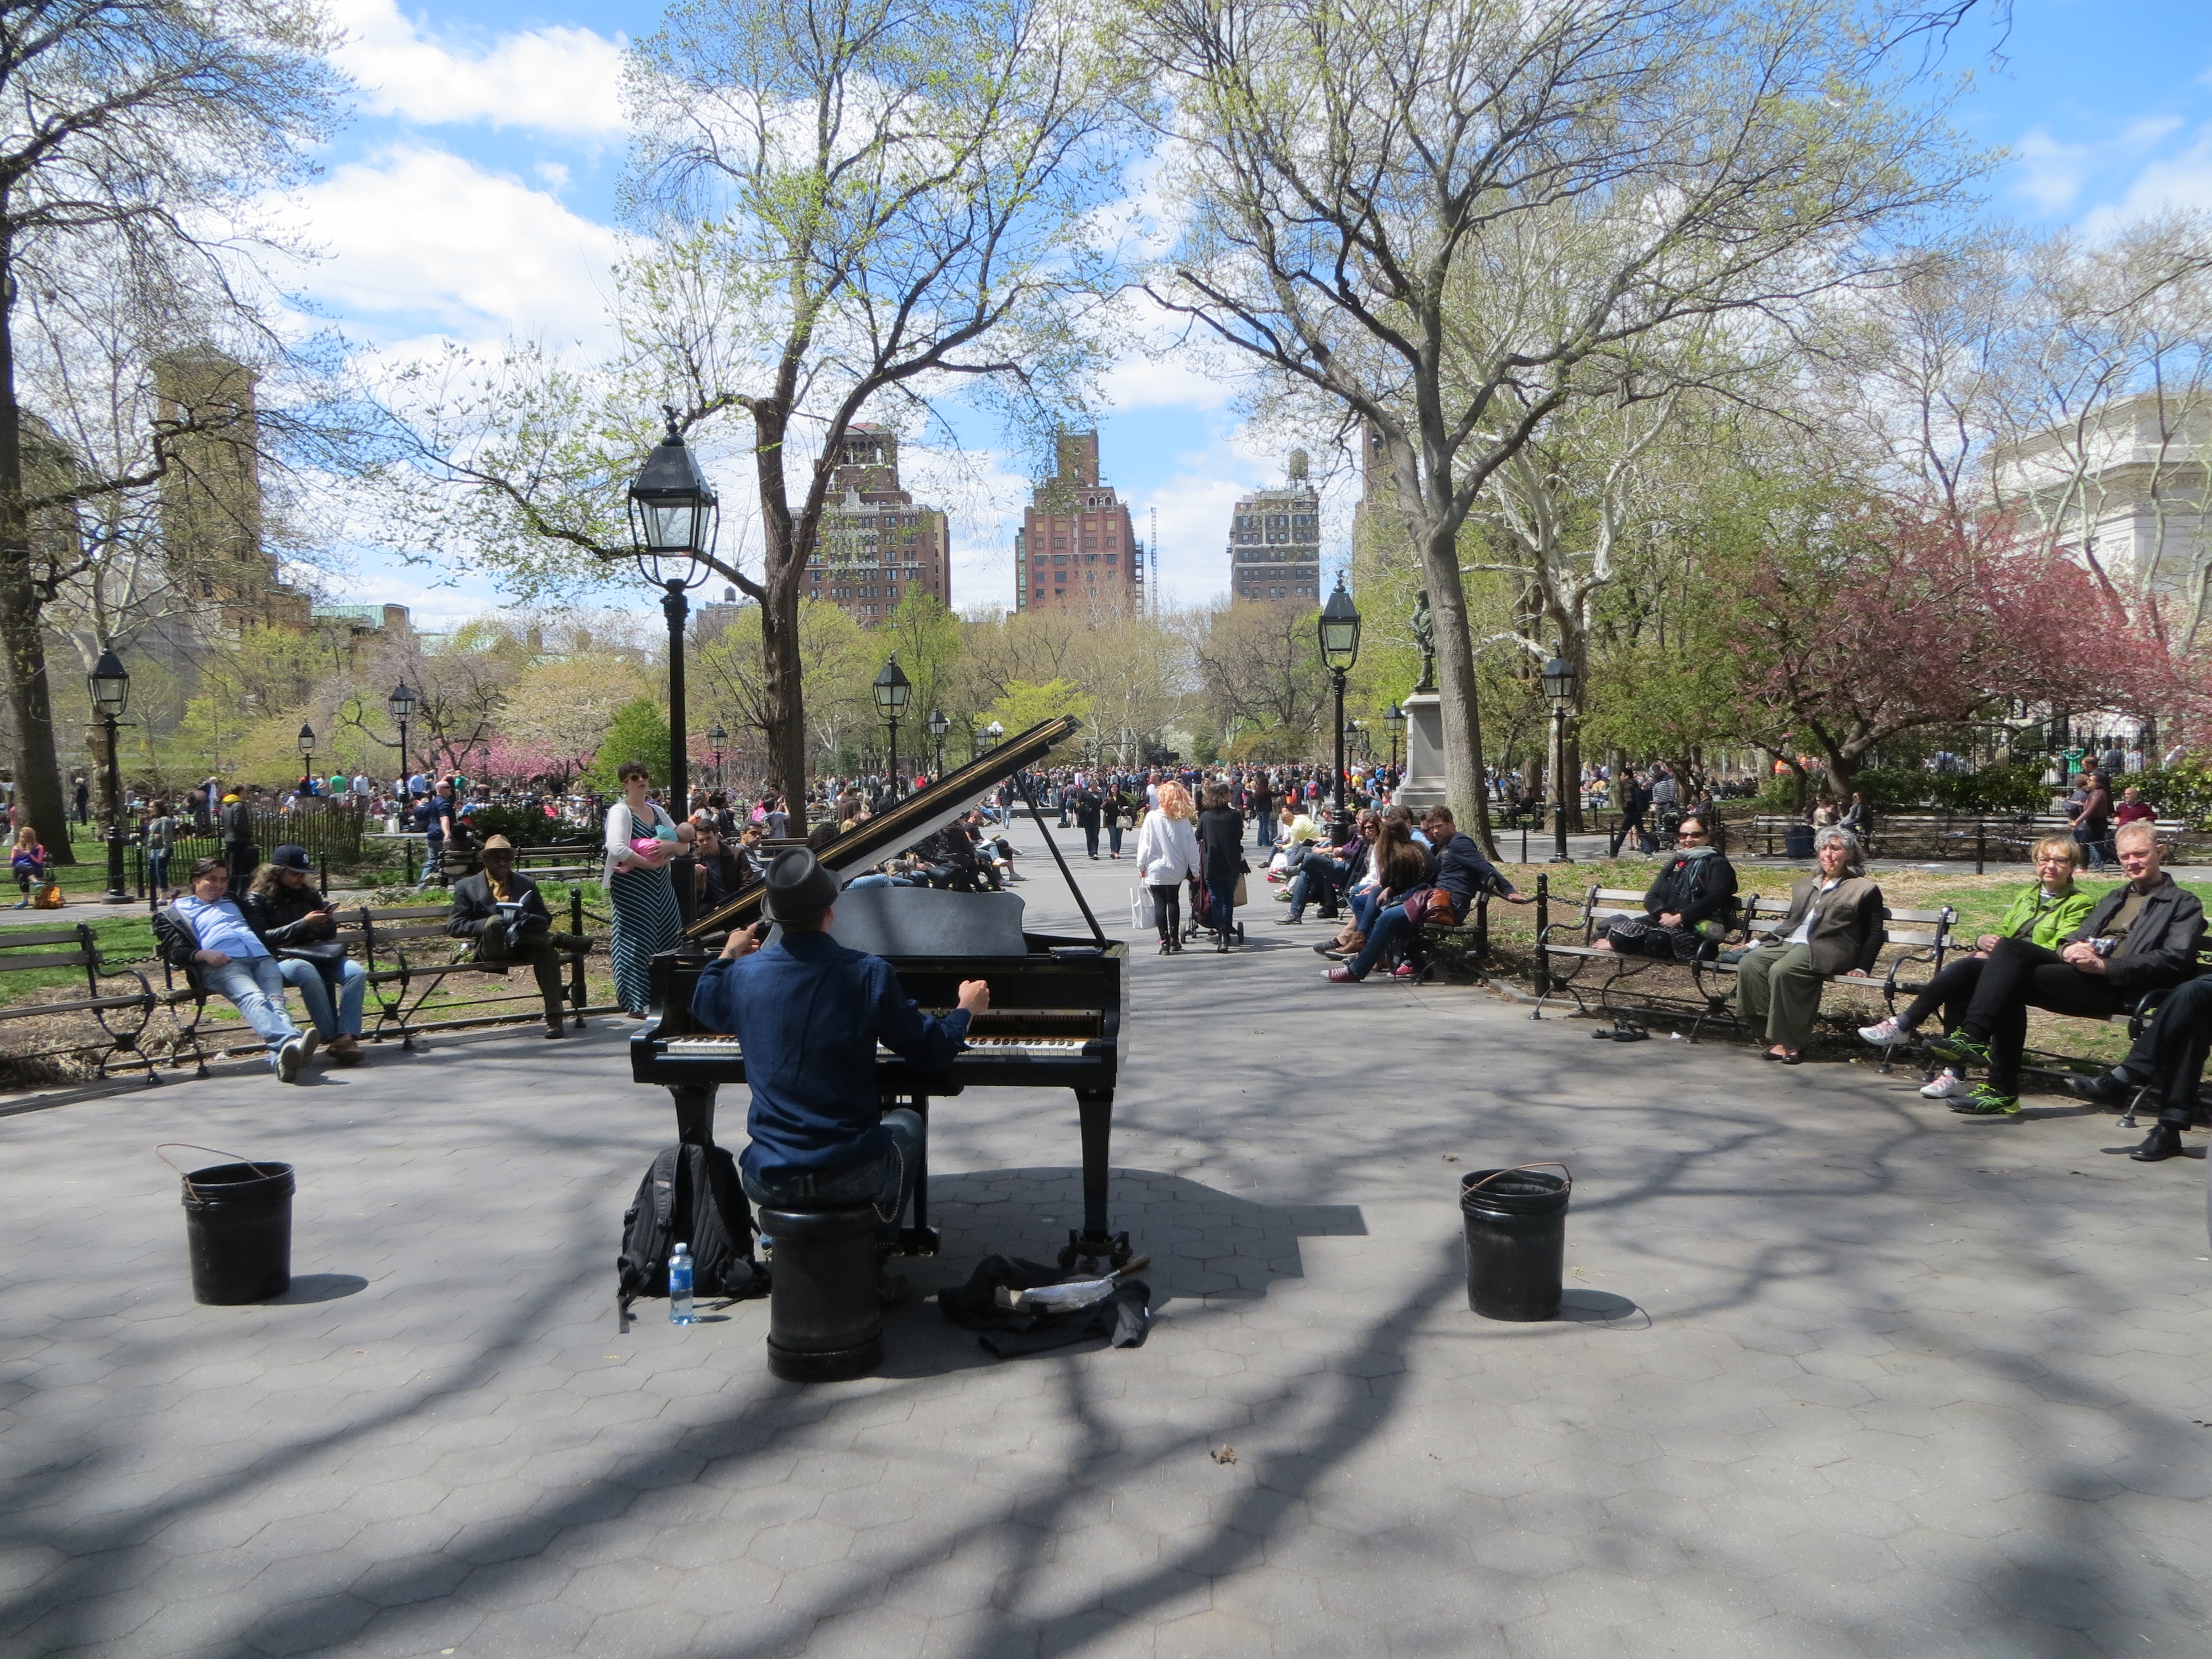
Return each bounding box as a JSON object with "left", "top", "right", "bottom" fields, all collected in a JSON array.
[{"left": 152, "top": 857, "right": 312, "bottom": 1081}]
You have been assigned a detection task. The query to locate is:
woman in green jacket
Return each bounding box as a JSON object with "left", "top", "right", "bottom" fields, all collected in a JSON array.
[{"left": 1858, "top": 836, "right": 2097, "bottom": 1099}]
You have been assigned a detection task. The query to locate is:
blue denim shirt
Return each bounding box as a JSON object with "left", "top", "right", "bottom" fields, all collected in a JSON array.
[{"left": 690, "top": 930, "right": 971, "bottom": 1181}]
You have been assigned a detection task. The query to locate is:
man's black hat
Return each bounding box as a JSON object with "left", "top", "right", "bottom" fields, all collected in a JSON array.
[
  {"left": 269, "top": 844, "right": 312, "bottom": 872},
  {"left": 763, "top": 847, "right": 839, "bottom": 922}
]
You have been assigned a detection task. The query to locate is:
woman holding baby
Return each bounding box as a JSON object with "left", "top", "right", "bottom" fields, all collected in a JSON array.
[{"left": 604, "top": 760, "right": 690, "bottom": 1015}]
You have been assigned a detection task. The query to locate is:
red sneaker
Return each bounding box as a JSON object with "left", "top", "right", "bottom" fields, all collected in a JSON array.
[
  {"left": 1392, "top": 963, "right": 1417, "bottom": 978},
  {"left": 1325, "top": 967, "right": 1361, "bottom": 983}
]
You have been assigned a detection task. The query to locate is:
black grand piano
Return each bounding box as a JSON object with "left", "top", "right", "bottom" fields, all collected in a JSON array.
[{"left": 630, "top": 717, "right": 1134, "bottom": 1270}]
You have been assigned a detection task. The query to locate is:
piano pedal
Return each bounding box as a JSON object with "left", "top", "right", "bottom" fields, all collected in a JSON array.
[{"left": 1060, "top": 1229, "right": 1133, "bottom": 1274}]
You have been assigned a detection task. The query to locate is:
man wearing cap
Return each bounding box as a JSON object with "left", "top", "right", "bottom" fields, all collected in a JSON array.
[
  {"left": 690, "top": 849, "right": 989, "bottom": 1279},
  {"left": 245, "top": 844, "right": 369, "bottom": 1066},
  {"left": 448, "top": 836, "right": 593, "bottom": 1039},
  {"left": 220, "top": 790, "right": 258, "bottom": 900}
]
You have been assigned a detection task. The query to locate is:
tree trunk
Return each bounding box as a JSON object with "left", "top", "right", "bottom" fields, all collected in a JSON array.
[
  {"left": 0, "top": 224, "right": 72, "bottom": 862},
  {"left": 1419, "top": 521, "right": 1493, "bottom": 854},
  {"left": 750, "top": 403, "right": 810, "bottom": 834}
]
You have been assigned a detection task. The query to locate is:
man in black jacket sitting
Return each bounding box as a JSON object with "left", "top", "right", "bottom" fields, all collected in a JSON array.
[
  {"left": 2069, "top": 973, "right": 2212, "bottom": 1161},
  {"left": 1931, "top": 822, "right": 2206, "bottom": 1115},
  {"left": 446, "top": 835, "right": 592, "bottom": 1039}
]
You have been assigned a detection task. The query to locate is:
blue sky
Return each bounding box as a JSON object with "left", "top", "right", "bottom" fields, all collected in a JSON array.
[{"left": 299, "top": 0, "right": 2212, "bottom": 626}]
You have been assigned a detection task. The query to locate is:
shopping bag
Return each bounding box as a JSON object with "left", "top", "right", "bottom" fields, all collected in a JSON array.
[{"left": 1130, "top": 886, "right": 1157, "bottom": 928}]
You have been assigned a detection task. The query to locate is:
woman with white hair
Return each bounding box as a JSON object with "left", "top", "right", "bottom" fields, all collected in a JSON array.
[{"left": 1734, "top": 826, "right": 1884, "bottom": 1064}]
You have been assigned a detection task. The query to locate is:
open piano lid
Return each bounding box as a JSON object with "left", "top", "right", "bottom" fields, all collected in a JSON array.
[{"left": 685, "top": 714, "right": 1081, "bottom": 940}]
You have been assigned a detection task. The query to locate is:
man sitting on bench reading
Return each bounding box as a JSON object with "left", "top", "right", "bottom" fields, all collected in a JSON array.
[
  {"left": 447, "top": 835, "right": 592, "bottom": 1040},
  {"left": 690, "top": 848, "right": 989, "bottom": 1299}
]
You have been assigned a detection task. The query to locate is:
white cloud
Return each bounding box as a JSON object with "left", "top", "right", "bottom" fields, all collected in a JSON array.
[
  {"left": 328, "top": 0, "right": 627, "bottom": 137},
  {"left": 2083, "top": 124, "right": 2212, "bottom": 234},
  {"left": 2011, "top": 116, "right": 2185, "bottom": 213},
  {"left": 284, "top": 144, "right": 631, "bottom": 345}
]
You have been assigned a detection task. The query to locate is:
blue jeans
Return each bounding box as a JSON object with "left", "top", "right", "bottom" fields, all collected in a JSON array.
[
  {"left": 1288, "top": 852, "right": 1348, "bottom": 921},
  {"left": 278, "top": 956, "right": 367, "bottom": 1039},
  {"left": 1207, "top": 874, "right": 1237, "bottom": 938},
  {"left": 201, "top": 956, "right": 302, "bottom": 1066},
  {"left": 1348, "top": 888, "right": 1385, "bottom": 938},
  {"left": 1256, "top": 818, "right": 1275, "bottom": 848},
  {"left": 416, "top": 837, "right": 445, "bottom": 888},
  {"left": 147, "top": 848, "right": 170, "bottom": 893},
  {"left": 1345, "top": 902, "right": 1417, "bottom": 980},
  {"left": 1108, "top": 823, "right": 1124, "bottom": 855},
  {"left": 740, "top": 1108, "right": 925, "bottom": 1230}
]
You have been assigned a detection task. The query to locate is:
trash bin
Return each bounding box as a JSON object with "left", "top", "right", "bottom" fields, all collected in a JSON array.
[
  {"left": 1783, "top": 822, "right": 1815, "bottom": 859},
  {"left": 164, "top": 1146, "right": 293, "bottom": 1305},
  {"left": 1460, "top": 1165, "right": 1571, "bottom": 1322}
]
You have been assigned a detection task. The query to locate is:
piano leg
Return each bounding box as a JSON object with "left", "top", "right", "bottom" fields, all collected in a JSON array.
[
  {"left": 670, "top": 1083, "right": 717, "bottom": 1147},
  {"left": 895, "top": 1093, "right": 941, "bottom": 1259},
  {"left": 1061, "top": 1088, "right": 1131, "bottom": 1272}
]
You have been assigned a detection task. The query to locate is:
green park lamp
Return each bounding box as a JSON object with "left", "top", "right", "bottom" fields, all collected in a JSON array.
[
  {"left": 88, "top": 648, "right": 131, "bottom": 904},
  {"left": 628, "top": 410, "right": 719, "bottom": 804},
  {"left": 874, "top": 655, "right": 911, "bottom": 798},
  {"left": 1316, "top": 576, "right": 1361, "bottom": 839}
]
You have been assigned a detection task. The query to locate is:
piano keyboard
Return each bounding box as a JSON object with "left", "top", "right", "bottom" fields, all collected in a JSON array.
[{"left": 664, "top": 1035, "right": 1089, "bottom": 1058}]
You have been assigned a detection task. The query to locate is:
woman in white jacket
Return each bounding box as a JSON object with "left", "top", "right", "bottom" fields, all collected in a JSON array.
[{"left": 1134, "top": 780, "right": 1201, "bottom": 954}]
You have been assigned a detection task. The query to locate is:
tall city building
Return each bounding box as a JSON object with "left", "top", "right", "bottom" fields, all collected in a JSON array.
[
  {"left": 804, "top": 424, "right": 953, "bottom": 623},
  {"left": 1014, "top": 430, "right": 1146, "bottom": 613},
  {"left": 1227, "top": 451, "right": 1323, "bottom": 604}
]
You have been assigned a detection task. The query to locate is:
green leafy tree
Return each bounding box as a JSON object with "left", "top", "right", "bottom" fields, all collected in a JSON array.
[
  {"left": 985, "top": 678, "right": 1093, "bottom": 756},
  {"left": 584, "top": 698, "right": 675, "bottom": 795}
]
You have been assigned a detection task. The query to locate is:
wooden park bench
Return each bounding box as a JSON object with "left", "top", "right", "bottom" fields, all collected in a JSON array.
[
  {"left": 0, "top": 924, "right": 159, "bottom": 1083},
  {"left": 361, "top": 893, "right": 596, "bottom": 1047}
]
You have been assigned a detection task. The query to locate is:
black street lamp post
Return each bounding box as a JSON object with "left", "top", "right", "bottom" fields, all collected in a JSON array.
[
  {"left": 298, "top": 723, "right": 316, "bottom": 792},
  {"left": 88, "top": 648, "right": 130, "bottom": 905},
  {"left": 388, "top": 682, "right": 416, "bottom": 788},
  {"left": 1541, "top": 654, "right": 1579, "bottom": 863},
  {"left": 627, "top": 411, "right": 719, "bottom": 806},
  {"left": 707, "top": 724, "right": 727, "bottom": 792},
  {"left": 927, "top": 709, "right": 948, "bottom": 779},
  {"left": 874, "top": 656, "right": 911, "bottom": 799},
  {"left": 1317, "top": 576, "right": 1362, "bottom": 843},
  {"left": 1384, "top": 702, "right": 1405, "bottom": 773}
]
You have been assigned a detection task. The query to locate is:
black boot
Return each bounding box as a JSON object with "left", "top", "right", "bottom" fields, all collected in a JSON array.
[
  {"left": 2128, "top": 1122, "right": 2184, "bottom": 1162},
  {"left": 2067, "top": 1070, "right": 2135, "bottom": 1108}
]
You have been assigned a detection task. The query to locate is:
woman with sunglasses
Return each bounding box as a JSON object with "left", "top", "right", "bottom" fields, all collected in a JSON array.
[{"left": 1593, "top": 814, "right": 1738, "bottom": 962}]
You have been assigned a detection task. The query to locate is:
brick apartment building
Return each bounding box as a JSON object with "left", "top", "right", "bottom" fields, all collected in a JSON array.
[
  {"left": 1227, "top": 451, "right": 1323, "bottom": 604},
  {"left": 805, "top": 425, "right": 952, "bottom": 623},
  {"left": 1014, "top": 431, "right": 1146, "bottom": 614}
]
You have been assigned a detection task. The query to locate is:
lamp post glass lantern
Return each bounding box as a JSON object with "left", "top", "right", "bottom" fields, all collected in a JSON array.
[
  {"left": 1541, "top": 655, "right": 1579, "bottom": 862},
  {"left": 1316, "top": 577, "right": 1361, "bottom": 841},
  {"left": 707, "top": 724, "right": 727, "bottom": 792},
  {"left": 88, "top": 648, "right": 131, "bottom": 903},
  {"left": 297, "top": 722, "right": 316, "bottom": 794},
  {"left": 927, "top": 709, "right": 948, "bottom": 779},
  {"left": 628, "top": 411, "right": 719, "bottom": 806},
  {"left": 387, "top": 683, "right": 416, "bottom": 785},
  {"left": 874, "top": 656, "right": 911, "bottom": 798}
]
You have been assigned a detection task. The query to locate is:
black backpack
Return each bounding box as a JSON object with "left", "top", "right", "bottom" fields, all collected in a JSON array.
[{"left": 616, "top": 1143, "right": 769, "bottom": 1324}]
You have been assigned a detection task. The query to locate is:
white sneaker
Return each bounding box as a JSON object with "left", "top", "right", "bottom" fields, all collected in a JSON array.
[
  {"left": 1919, "top": 1070, "right": 1965, "bottom": 1099},
  {"left": 1858, "top": 1019, "right": 1905, "bottom": 1046}
]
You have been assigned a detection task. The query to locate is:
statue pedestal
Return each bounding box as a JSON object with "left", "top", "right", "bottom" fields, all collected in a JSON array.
[{"left": 1391, "top": 692, "right": 1449, "bottom": 813}]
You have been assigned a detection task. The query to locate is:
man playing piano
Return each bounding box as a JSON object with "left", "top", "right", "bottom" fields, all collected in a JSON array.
[{"left": 692, "top": 848, "right": 990, "bottom": 1292}]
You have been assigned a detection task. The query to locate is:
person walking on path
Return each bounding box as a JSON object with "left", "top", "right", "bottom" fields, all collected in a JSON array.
[
  {"left": 604, "top": 761, "right": 688, "bottom": 1015},
  {"left": 1134, "top": 780, "right": 1200, "bottom": 955},
  {"left": 1195, "top": 784, "right": 1246, "bottom": 952}
]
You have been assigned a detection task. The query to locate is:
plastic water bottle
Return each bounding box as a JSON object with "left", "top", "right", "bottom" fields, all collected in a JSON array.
[
  {"left": 757, "top": 1230, "right": 774, "bottom": 1267},
  {"left": 667, "top": 1243, "right": 694, "bottom": 1325}
]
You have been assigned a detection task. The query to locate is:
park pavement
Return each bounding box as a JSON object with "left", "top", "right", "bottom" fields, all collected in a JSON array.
[{"left": 3, "top": 810, "right": 2210, "bottom": 1659}]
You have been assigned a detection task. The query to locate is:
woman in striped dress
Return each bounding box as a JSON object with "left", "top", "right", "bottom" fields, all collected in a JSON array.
[{"left": 603, "top": 761, "right": 687, "bottom": 1015}]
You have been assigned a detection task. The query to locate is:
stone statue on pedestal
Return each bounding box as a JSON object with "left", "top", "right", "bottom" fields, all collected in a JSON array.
[{"left": 1412, "top": 589, "right": 1436, "bottom": 693}]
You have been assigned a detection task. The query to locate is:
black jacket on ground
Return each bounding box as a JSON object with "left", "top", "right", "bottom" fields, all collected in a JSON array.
[
  {"left": 1642, "top": 848, "right": 1738, "bottom": 929},
  {"left": 448, "top": 869, "right": 554, "bottom": 938},
  {"left": 2072, "top": 877, "right": 2205, "bottom": 992}
]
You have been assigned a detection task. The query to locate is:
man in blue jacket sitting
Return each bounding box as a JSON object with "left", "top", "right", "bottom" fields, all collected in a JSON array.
[
  {"left": 1326, "top": 804, "right": 1532, "bottom": 982},
  {"left": 690, "top": 849, "right": 989, "bottom": 1271}
]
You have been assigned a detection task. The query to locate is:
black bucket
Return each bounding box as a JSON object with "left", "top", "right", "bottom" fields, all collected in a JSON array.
[
  {"left": 163, "top": 1145, "right": 294, "bottom": 1305},
  {"left": 1460, "top": 1164, "right": 1571, "bottom": 1322},
  {"left": 1783, "top": 822, "right": 1815, "bottom": 859}
]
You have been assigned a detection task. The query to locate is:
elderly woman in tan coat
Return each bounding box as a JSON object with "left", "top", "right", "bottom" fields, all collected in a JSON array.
[{"left": 1735, "top": 827, "right": 1883, "bottom": 1063}]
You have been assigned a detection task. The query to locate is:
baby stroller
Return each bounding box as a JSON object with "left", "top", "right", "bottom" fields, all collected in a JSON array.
[{"left": 1182, "top": 873, "right": 1248, "bottom": 948}]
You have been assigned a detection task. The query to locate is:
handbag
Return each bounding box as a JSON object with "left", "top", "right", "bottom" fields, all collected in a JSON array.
[
  {"left": 32, "top": 880, "right": 64, "bottom": 910},
  {"left": 1233, "top": 873, "right": 1249, "bottom": 907}
]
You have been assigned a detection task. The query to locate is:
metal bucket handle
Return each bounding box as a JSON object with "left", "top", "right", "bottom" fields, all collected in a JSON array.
[
  {"left": 156, "top": 1143, "right": 286, "bottom": 1202},
  {"left": 1464, "top": 1160, "right": 1572, "bottom": 1198}
]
